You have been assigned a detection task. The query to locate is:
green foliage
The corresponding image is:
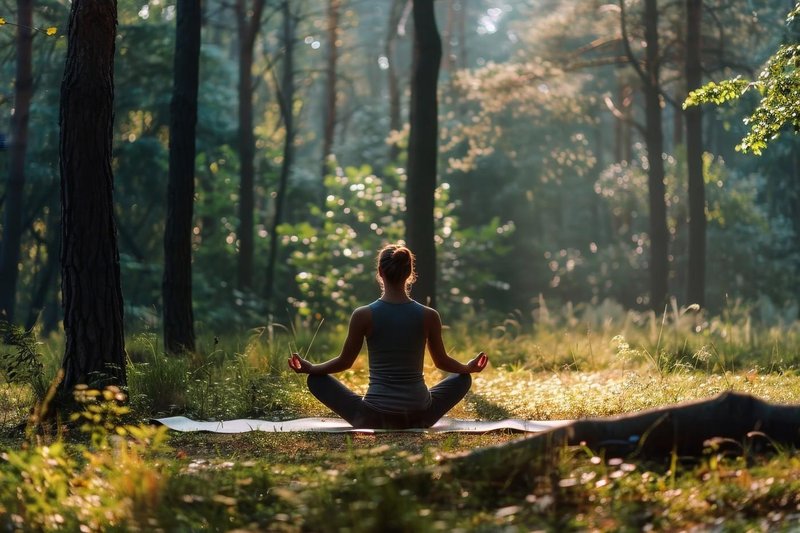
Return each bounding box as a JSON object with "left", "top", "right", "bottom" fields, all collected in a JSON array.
[
  {"left": 684, "top": 4, "right": 800, "bottom": 155},
  {"left": 0, "top": 386, "right": 172, "bottom": 530},
  {"left": 279, "top": 163, "right": 515, "bottom": 323},
  {"left": 683, "top": 77, "right": 751, "bottom": 107},
  {"left": 0, "top": 321, "right": 46, "bottom": 401}
]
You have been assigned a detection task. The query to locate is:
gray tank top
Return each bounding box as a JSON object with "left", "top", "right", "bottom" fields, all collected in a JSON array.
[{"left": 363, "top": 299, "right": 432, "bottom": 413}]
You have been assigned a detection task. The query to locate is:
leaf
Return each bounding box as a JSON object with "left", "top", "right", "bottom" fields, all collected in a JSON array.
[
  {"left": 45, "top": 26, "right": 56, "bottom": 36},
  {"left": 0, "top": 18, "right": 6, "bottom": 25}
]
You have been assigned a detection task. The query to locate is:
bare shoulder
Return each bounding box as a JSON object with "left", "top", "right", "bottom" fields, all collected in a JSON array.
[
  {"left": 350, "top": 305, "right": 373, "bottom": 330},
  {"left": 419, "top": 304, "right": 442, "bottom": 327},
  {"left": 351, "top": 305, "right": 372, "bottom": 321}
]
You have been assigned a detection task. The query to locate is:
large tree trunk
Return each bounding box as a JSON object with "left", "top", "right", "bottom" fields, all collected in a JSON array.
[
  {"left": 642, "top": 0, "right": 669, "bottom": 311},
  {"left": 235, "top": 0, "right": 265, "bottom": 291},
  {"left": 685, "top": 0, "right": 706, "bottom": 307},
  {"left": 406, "top": 0, "right": 441, "bottom": 308},
  {"left": 385, "top": 0, "right": 405, "bottom": 163},
  {"left": 0, "top": 0, "right": 33, "bottom": 324},
  {"left": 163, "top": 0, "right": 201, "bottom": 355},
  {"left": 320, "top": 0, "right": 340, "bottom": 185},
  {"left": 265, "top": 0, "right": 295, "bottom": 310},
  {"left": 397, "top": 392, "right": 800, "bottom": 489},
  {"left": 59, "top": 0, "right": 126, "bottom": 390}
]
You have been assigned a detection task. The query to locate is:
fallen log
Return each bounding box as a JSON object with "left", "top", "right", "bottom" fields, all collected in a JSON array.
[{"left": 434, "top": 391, "right": 800, "bottom": 482}]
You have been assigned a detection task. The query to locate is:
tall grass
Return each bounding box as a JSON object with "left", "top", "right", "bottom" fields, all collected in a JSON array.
[{"left": 2, "top": 301, "right": 800, "bottom": 531}]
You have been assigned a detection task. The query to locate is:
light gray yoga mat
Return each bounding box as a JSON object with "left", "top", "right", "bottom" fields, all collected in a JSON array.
[{"left": 154, "top": 416, "right": 571, "bottom": 434}]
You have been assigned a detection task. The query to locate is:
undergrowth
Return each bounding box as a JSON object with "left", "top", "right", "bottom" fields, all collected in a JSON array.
[{"left": 0, "top": 300, "right": 799, "bottom": 530}]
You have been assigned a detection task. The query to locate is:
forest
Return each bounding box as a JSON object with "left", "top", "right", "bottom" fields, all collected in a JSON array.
[{"left": 1, "top": 0, "right": 800, "bottom": 530}]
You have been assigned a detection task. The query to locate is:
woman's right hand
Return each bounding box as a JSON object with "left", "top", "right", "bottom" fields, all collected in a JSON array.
[
  {"left": 288, "top": 353, "right": 314, "bottom": 374},
  {"left": 465, "top": 352, "right": 488, "bottom": 373}
]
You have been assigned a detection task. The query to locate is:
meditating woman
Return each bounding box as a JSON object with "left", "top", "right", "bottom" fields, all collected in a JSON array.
[{"left": 288, "top": 244, "right": 488, "bottom": 429}]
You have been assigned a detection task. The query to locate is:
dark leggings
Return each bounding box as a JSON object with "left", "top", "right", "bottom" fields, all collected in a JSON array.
[{"left": 306, "top": 373, "right": 472, "bottom": 429}]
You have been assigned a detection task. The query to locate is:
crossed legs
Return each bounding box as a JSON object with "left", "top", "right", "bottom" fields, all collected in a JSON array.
[{"left": 306, "top": 373, "right": 472, "bottom": 429}]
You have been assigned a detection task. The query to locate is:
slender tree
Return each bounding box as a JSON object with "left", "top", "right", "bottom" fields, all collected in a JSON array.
[
  {"left": 685, "top": 0, "right": 705, "bottom": 307},
  {"left": 235, "top": 0, "right": 266, "bottom": 290},
  {"left": 25, "top": 199, "right": 59, "bottom": 330},
  {"left": 405, "top": 0, "right": 441, "bottom": 308},
  {"left": 621, "top": 0, "right": 669, "bottom": 310},
  {"left": 0, "top": 0, "right": 33, "bottom": 323},
  {"left": 320, "top": 0, "right": 340, "bottom": 185},
  {"left": 59, "top": 0, "right": 126, "bottom": 390},
  {"left": 265, "top": 0, "right": 296, "bottom": 308},
  {"left": 385, "top": 0, "right": 405, "bottom": 163},
  {"left": 163, "top": 0, "right": 202, "bottom": 354}
]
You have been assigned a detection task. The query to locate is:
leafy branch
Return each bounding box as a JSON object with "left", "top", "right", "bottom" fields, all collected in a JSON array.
[
  {"left": 0, "top": 16, "right": 57, "bottom": 36},
  {"left": 683, "top": 4, "right": 800, "bottom": 155}
]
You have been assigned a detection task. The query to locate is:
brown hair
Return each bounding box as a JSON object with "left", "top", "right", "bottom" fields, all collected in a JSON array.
[{"left": 376, "top": 244, "right": 417, "bottom": 294}]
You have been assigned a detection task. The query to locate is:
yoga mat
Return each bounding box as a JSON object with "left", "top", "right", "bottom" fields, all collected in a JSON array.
[{"left": 153, "top": 416, "right": 570, "bottom": 434}]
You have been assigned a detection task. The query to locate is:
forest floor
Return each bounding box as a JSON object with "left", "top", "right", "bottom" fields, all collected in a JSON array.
[{"left": 2, "top": 308, "right": 800, "bottom": 530}]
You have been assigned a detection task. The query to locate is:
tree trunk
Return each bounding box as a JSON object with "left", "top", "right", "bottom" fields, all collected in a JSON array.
[
  {"left": 442, "top": 0, "right": 455, "bottom": 74},
  {"left": 642, "top": 0, "right": 669, "bottom": 311},
  {"left": 235, "top": 0, "right": 265, "bottom": 291},
  {"left": 320, "top": 0, "right": 340, "bottom": 187},
  {"left": 59, "top": 0, "right": 126, "bottom": 390},
  {"left": 457, "top": 0, "right": 466, "bottom": 69},
  {"left": 0, "top": 0, "right": 33, "bottom": 324},
  {"left": 406, "top": 0, "right": 441, "bottom": 308},
  {"left": 685, "top": 0, "right": 706, "bottom": 307},
  {"left": 25, "top": 200, "right": 59, "bottom": 330},
  {"left": 385, "top": 0, "right": 405, "bottom": 163},
  {"left": 431, "top": 392, "right": 800, "bottom": 485},
  {"left": 614, "top": 81, "right": 633, "bottom": 164},
  {"left": 265, "top": 0, "right": 295, "bottom": 310},
  {"left": 163, "top": 0, "right": 201, "bottom": 355}
]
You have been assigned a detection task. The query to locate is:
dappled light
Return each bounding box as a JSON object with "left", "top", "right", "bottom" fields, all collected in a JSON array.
[{"left": 2, "top": 0, "right": 800, "bottom": 529}]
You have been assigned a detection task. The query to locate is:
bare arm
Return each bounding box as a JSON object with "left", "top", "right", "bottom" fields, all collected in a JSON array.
[
  {"left": 425, "top": 308, "right": 488, "bottom": 374},
  {"left": 288, "top": 307, "right": 370, "bottom": 375}
]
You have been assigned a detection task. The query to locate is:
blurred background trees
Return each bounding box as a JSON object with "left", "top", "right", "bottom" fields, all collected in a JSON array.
[{"left": 1, "top": 0, "right": 799, "bottom": 338}]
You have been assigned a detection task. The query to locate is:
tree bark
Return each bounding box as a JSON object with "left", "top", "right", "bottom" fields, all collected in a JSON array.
[
  {"left": 385, "top": 0, "right": 405, "bottom": 163},
  {"left": 265, "top": 0, "right": 295, "bottom": 310},
  {"left": 433, "top": 392, "right": 800, "bottom": 485},
  {"left": 642, "top": 0, "right": 669, "bottom": 311},
  {"left": 0, "top": 0, "right": 33, "bottom": 324},
  {"left": 320, "top": 0, "right": 340, "bottom": 187},
  {"left": 163, "top": 0, "right": 201, "bottom": 355},
  {"left": 235, "top": 0, "right": 265, "bottom": 291},
  {"left": 685, "top": 0, "right": 706, "bottom": 307},
  {"left": 406, "top": 0, "right": 441, "bottom": 308},
  {"left": 59, "top": 0, "right": 126, "bottom": 390}
]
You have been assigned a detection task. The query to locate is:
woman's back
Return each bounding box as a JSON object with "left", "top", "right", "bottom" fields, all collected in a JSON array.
[{"left": 363, "top": 299, "right": 431, "bottom": 413}]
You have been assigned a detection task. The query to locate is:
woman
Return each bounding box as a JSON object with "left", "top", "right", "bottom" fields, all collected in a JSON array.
[{"left": 288, "top": 244, "right": 488, "bottom": 429}]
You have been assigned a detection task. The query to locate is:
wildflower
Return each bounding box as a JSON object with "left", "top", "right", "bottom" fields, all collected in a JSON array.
[
  {"left": 693, "top": 345, "right": 712, "bottom": 362},
  {"left": 611, "top": 334, "right": 630, "bottom": 352}
]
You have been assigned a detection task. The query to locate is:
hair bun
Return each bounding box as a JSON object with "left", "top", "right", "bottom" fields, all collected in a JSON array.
[
  {"left": 376, "top": 244, "right": 417, "bottom": 291},
  {"left": 392, "top": 248, "right": 410, "bottom": 262}
]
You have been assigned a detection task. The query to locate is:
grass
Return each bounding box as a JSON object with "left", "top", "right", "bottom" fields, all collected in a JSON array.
[{"left": 1, "top": 301, "right": 800, "bottom": 530}]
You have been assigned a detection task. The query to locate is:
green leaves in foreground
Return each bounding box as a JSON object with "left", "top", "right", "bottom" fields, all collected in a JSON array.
[{"left": 684, "top": 3, "right": 800, "bottom": 156}]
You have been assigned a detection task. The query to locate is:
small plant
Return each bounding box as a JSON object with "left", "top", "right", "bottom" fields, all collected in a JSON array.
[{"left": 0, "top": 321, "right": 47, "bottom": 401}]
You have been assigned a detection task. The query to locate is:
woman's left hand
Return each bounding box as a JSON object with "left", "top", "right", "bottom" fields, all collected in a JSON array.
[
  {"left": 288, "top": 353, "right": 314, "bottom": 374},
  {"left": 465, "top": 352, "right": 488, "bottom": 373}
]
